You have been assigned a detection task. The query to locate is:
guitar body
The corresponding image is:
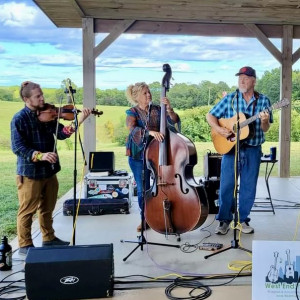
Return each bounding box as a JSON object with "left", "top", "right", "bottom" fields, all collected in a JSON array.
[
  {"left": 285, "top": 264, "right": 295, "bottom": 279},
  {"left": 210, "top": 98, "right": 290, "bottom": 155},
  {"left": 211, "top": 112, "right": 250, "bottom": 154},
  {"left": 267, "top": 266, "right": 279, "bottom": 283}
]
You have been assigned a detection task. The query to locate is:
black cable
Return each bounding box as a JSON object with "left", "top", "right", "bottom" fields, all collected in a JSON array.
[
  {"left": 165, "top": 278, "right": 212, "bottom": 300},
  {"left": 296, "top": 274, "right": 300, "bottom": 300},
  {"left": 0, "top": 270, "right": 26, "bottom": 300},
  {"left": 164, "top": 263, "right": 251, "bottom": 300},
  {"left": 179, "top": 217, "right": 216, "bottom": 253}
]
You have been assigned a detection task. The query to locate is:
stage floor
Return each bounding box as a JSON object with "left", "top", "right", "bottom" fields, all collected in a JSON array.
[{"left": 2, "top": 176, "right": 300, "bottom": 300}]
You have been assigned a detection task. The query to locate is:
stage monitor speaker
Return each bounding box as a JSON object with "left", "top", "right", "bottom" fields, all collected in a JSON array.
[
  {"left": 203, "top": 152, "right": 222, "bottom": 180},
  {"left": 25, "top": 244, "right": 114, "bottom": 300},
  {"left": 89, "top": 151, "right": 115, "bottom": 173}
]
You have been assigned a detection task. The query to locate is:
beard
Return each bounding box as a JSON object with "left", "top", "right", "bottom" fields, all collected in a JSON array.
[{"left": 239, "top": 86, "right": 247, "bottom": 93}]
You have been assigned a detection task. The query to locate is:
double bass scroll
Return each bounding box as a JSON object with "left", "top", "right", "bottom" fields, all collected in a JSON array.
[{"left": 144, "top": 64, "right": 208, "bottom": 236}]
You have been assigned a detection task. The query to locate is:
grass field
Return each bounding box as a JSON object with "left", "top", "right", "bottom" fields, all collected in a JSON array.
[{"left": 1, "top": 101, "right": 299, "bottom": 241}]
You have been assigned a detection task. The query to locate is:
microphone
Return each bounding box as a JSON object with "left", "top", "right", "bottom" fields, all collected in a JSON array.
[{"left": 235, "top": 88, "right": 239, "bottom": 100}]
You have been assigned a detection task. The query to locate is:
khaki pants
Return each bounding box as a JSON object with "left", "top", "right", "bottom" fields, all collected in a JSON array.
[{"left": 16, "top": 175, "right": 58, "bottom": 247}]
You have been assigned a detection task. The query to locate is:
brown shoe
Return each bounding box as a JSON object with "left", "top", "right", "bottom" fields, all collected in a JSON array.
[
  {"left": 137, "top": 222, "right": 150, "bottom": 232},
  {"left": 137, "top": 223, "right": 142, "bottom": 232}
]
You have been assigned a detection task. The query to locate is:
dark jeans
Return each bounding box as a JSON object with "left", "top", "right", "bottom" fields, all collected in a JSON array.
[{"left": 128, "top": 156, "right": 151, "bottom": 219}]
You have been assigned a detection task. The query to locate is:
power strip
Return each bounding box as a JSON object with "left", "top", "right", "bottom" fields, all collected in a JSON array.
[{"left": 199, "top": 242, "right": 223, "bottom": 251}]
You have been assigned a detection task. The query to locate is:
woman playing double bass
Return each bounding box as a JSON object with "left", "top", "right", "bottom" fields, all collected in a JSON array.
[{"left": 125, "top": 82, "right": 180, "bottom": 232}]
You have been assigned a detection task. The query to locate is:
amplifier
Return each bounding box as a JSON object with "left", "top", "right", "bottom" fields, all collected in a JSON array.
[
  {"left": 203, "top": 179, "right": 220, "bottom": 214},
  {"left": 25, "top": 244, "right": 114, "bottom": 300},
  {"left": 203, "top": 152, "right": 222, "bottom": 179}
]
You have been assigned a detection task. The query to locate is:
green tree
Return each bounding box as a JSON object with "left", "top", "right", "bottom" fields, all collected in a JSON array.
[
  {"left": 181, "top": 106, "right": 212, "bottom": 142},
  {"left": 255, "top": 68, "right": 280, "bottom": 103}
]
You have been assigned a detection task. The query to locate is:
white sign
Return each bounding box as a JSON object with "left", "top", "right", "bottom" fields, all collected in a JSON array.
[{"left": 252, "top": 240, "right": 300, "bottom": 300}]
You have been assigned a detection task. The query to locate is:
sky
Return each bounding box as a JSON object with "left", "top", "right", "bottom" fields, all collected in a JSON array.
[{"left": 1, "top": 0, "right": 300, "bottom": 90}]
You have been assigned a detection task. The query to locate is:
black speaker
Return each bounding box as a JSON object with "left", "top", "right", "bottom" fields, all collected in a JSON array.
[
  {"left": 203, "top": 179, "right": 220, "bottom": 214},
  {"left": 89, "top": 152, "right": 115, "bottom": 173},
  {"left": 203, "top": 152, "right": 222, "bottom": 179},
  {"left": 25, "top": 244, "right": 114, "bottom": 300}
]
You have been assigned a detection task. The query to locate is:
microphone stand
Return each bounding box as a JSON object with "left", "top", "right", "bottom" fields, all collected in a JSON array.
[
  {"left": 121, "top": 103, "right": 180, "bottom": 261},
  {"left": 205, "top": 89, "right": 251, "bottom": 259},
  {"left": 65, "top": 83, "right": 87, "bottom": 246}
]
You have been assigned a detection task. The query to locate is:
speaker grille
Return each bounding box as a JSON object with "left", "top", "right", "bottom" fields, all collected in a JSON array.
[{"left": 25, "top": 244, "right": 114, "bottom": 300}]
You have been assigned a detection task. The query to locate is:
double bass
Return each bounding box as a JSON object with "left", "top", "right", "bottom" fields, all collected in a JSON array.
[{"left": 145, "top": 64, "right": 208, "bottom": 236}]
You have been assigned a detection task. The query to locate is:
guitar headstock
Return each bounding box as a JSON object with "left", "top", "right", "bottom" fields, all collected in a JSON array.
[{"left": 273, "top": 98, "right": 290, "bottom": 110}]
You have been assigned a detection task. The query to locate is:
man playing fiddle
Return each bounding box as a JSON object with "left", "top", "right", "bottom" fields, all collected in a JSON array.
[{"left": 10, "top": 81, "right": 91, "bottom": 256}]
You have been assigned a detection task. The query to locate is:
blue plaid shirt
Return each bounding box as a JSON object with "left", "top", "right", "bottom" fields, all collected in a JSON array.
[
  {"left": 11, "top": 106, "right": 70, "bottom": 179},
  {"left": 209, "top": 91, "right": 273, "bottom": 146}
]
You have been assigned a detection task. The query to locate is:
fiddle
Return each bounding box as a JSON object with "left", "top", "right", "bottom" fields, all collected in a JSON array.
[{"left": 37, "top": 103, "right": 103, "bottom": 122}]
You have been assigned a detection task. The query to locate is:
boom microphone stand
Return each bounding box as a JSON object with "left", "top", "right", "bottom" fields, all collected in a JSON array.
[
  {"left": 121, "top": 103, "right": 180, "bottom": 262},
  {"left": 205, "top": 89, "right": 251, "bottom": 259}
]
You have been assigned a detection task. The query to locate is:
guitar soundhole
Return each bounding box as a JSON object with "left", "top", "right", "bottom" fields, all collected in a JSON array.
[{"left": 228, "top": 134, "right": 236, "bottom": 142}]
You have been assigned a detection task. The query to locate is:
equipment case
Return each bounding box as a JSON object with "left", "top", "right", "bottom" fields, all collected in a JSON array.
[
  {"left": 84, "top": 173, "right": 134, "bottom": 204},
  {"left": 63, "top": 198, "right": 129, "bottom": 216}
]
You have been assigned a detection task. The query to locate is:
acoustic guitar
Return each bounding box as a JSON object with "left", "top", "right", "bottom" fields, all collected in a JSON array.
[
  {"left": 211, "top": 98, "right": 289, "bottom": 154},
  {"left": 267, "top": 251, "right": 279, "bottom": 283},
  {"left": 285, "top": 249, "right": 295, "bottom": 279}
]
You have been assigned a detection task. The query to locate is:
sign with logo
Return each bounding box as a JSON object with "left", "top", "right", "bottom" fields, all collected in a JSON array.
[
  {"left": 60, "top": 276, "right": 79, "bottom": 285},
  {"left": 252, "top": 240, "right": 300, "bottom": 299}
]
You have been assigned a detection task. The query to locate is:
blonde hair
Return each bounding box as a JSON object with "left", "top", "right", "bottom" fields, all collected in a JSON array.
[
  {"left": 19, "top": 81, "right": 40, "bottom": 101},
  {"left": 125, "top": 82, "right": 149, "bottom": 105}
]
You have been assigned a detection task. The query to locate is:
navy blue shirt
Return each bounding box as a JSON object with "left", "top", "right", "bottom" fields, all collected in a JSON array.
[{"left": 11, "top": 106, "right": 70, "bottom": 179}]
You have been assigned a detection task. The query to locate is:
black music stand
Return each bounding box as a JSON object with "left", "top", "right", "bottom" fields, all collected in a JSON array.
[
  {"left": 120, "top": 104, "right": 180, "bottom": 262},
  {"left": 205, "top": 89, "right": 251, "bottom": 259}
]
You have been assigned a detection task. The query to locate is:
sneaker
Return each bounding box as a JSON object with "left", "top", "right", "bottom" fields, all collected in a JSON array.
[
  {"left": 238, "top": 222, "right": 254, "bottom": 234},
  {"left": 215, "top": 222, "right": 230, "bottom": 235},
  {"left": 19, "top": 244, "right": 34, "bottom": 256},
  {"left": 42, "top": 237, "right": 70, "bottom": 247}
]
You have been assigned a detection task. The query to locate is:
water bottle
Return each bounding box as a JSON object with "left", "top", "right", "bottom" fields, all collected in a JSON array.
[{"left": 0, "top": 236, "right": 12, "bottom": 271}]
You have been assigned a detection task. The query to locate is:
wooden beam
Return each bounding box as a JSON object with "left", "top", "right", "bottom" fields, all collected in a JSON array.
[
  {"left": 69, "top": 0, "right": 86, "bottom": 18},
  {"left": 279, "top": 25, "right": 293, "bottom": 178},
  {"left": 82, "top": 17, "right": 96, "bottom": 163},
  {"left": 94, "top": 20, "right": 136, "bottom": 59},
  {"left": 292, "top": 47, "right": 300, "bottom": 64},
  {"left": 244, "top": 23, "right": 282, "bottom": 63}
]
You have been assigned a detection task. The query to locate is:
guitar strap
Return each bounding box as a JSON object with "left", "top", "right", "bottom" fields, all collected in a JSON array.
[{"left": 252, "top": 91, "right": 259, "bottom": 116}]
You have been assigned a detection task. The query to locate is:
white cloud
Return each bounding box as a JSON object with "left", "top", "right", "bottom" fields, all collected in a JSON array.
[
  {"left": 123, "top": 34, "right": 143, "bottom": 40},
  {"left": 38, "top": 54, "right": 82, "bottom": 66},
  {"left": 0, "top": 2, "right": 37, "bottom": 27}
]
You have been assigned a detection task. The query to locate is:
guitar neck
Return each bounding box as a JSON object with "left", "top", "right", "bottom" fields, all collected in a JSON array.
[
  {"left": 240, "top": 107, "right": 271, "bottom": 128},
  {"left": 239, "top": 99, "right": 288, "bottom": 129}
]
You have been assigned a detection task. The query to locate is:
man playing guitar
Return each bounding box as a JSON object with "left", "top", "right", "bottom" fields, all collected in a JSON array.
[{"left": 206, "top": 66, "right": 273, "bottom": 235}]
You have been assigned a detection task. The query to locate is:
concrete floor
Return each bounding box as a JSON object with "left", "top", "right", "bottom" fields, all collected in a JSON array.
[{"left": 2, "top": 176, "right": 300, "bottom": 300}]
